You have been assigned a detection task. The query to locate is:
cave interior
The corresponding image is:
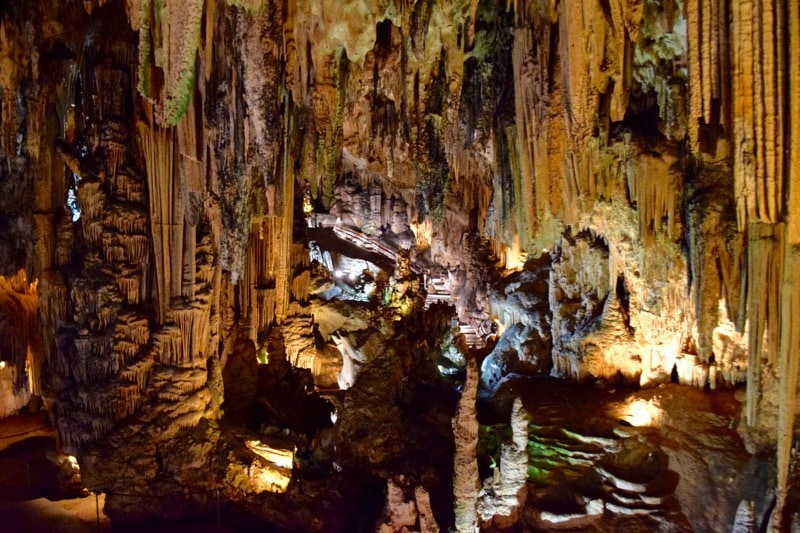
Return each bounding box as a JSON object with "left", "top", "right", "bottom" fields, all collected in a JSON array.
[{"left": 0, "top": 0, "right": 799, "bottom": 531}]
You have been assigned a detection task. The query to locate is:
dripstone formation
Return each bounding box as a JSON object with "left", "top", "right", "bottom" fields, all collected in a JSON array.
[{"left": 1, "top": 0, "right": 799, "bottom": 530}]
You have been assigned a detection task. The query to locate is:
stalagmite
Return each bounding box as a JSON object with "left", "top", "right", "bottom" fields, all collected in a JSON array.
[
  {"left": 477, "top": 397, "right": 528, "bottom": 528},
  {"left": 377, "top": 478, "right": 418, "bottom": 532},
  {"left": 453, "top": 350, "right": 479, "bottom": 532},
  {"left": 732, "top": 500, "right": 757, "bottom": 533}
]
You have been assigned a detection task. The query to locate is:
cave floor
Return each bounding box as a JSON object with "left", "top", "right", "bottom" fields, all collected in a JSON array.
[
  {"left": 0, "top": 411, "right": 110, "bottom": 531},
  {"left": 486, "top": 377, "right": 772, "bottom": 532},
  {"left": 0, "top": 413, "right": 244, "bottom": 532},
  {"left": 0, "top": 381, "right": 773, "bottom": 532}
]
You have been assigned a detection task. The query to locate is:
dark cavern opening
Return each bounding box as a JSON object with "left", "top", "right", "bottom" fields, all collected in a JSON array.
[{"left": 1, "top": 0, "right": 799, "bottom": 531}]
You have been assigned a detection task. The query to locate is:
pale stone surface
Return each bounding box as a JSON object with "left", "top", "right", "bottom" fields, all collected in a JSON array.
[{"left": 477, "top": 398, "right": 528, "bottom": 529}]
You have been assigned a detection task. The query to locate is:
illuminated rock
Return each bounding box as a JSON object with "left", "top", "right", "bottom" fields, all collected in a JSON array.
[
  {"left": 477, "top": 397, "right": 528, "bottom": 528},
  {"left": 1, "top": 0, "right": 799, "bottom": 529}
]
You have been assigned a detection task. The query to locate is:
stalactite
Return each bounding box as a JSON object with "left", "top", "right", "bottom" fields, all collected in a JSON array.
[
  {"left": 173, "top": 306, "right": 211, "bottom": 362},
  {"left": 686, "top": 0, "right": 728, "bottom": 150},
  {"left": 743, "top": 223, "right": 783, "bottom": 425},
  {"left": 787, "top": 0, "right": 800, "bottom": 247},
  {"left": 83, "top": 220, "right": 104, "bottom": 248},
  {"left": 277, "top": 110, "right": 295, "bottom": 324},
  {"left": 6, "top": 1, "right": 798, "bottom": 528},
  {"left": 255, "top": 288, "right": 276, "bottom": 343},
  {"left": 291, "top": 243, "right": 309, "bottom": 270},
  {"left": 0, "top": 271, "right": 40, "bottom": 391},
  {"left": 775, "top": 249, "right": 800, "bottom": 526},
  {"left": 115, "top": 271, "right": 141, "bottom": 305},
  {"left": 291, "top": 270, "right": 310, "bottom": 304},
  {"left": 0, "top": 17, "right": 30, "bottom": 159},
  {"left": 628, "top": 151, "right": 679, "bottom": 244},
  {"left": 727, "top": 0, "right": 784, "bottom": 227},
  {"left": 37, "top": 272, "right": 67, "bottom": 364},
  {"left": 150, "top": 367, "right": 209, "bottom": 400},
  {"left": 57, "top": 410, "right": 114, "bottom": 455},
  {"left": 119, "top": 357, "right": 154, "bottom": 392},
  {"left": 772, "top": 2, "right": 800, "bottom": 522},
  {"left": 77, "top": 180, "right": 106, "bottom": 221},
  {"left": 507, "top": 1, "right": 568, "bottom": 249},
  {"left": 154, "top": 327, "right": 186, "bottom": 366},
  {"left": 137, "top": 114, "right": 175, "bottom": 324},
  {"left": 105, "top": 205, "right": 148, "bottom": 235},
  {"left": 137, "top": 0, "right": 205, "bottom": 126}
]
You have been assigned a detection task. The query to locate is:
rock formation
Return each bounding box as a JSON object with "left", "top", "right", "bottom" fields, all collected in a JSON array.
[
  {"left": 477, "top": 397, "right": 528, "bottom": 528},
  {"left": 0, "top": 0, "right": 799, "bottom": 530}
]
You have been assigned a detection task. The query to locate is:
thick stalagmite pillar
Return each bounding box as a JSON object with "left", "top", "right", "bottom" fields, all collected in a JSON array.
[{"left": 453, "top": 352, "right": 480, "bottom": 531}]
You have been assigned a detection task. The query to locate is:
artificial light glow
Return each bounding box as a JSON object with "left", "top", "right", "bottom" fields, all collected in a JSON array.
[
  {"left": 621, "top": 398, "right": 663, "bottom": 427},
  {"left": 504, "top": 235, "right": 527, "bottom": 271},
  {"left": 67, "top": 186, "right": 81, "bottom": 222},
  {"left": 410, "top": 219, "right": 432, "bottom": 250},
  {"left": 330, "top": 409, "right": 338, "bottom": 424},
  {"left": 348, "top": 272, "right": 358, "bottom": 281},
  {"left": 437, "top": 364, "right": 461, "bottom": 376},
  {"left": 246, "top": 440, "right": 294, "bottom": 469},
  {"left": 334, "top": 270, "right": 344, "bottom": 279},
  {"left": 66, "top": 455, "right": 80, "bottom": 471},
  {"left": 257, "top": 467, "right": 289, "bottom": 492},
  {"left": 0, "top": 361, "right": 5, "bottom": 369},
  {"left": 256, "top": 345, "right": 268, "bottom": 365},
  {"left": 245, "top": 440, "right": 294, "bottom": 493}
]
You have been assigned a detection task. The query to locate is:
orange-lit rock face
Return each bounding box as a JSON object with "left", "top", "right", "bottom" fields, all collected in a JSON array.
[
  {"left": 1, "top": 0, "right": 800, "bottom": 530},
  {"left": 0, "top": 270, "right": 39, "bottom": 417}
]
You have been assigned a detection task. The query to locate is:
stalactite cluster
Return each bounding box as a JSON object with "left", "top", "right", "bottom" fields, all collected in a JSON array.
[
  {"left": 1, "top": 0, "right": 800, "bottom": 529},
  {"left": 681, "top": 1, "right": 800, "bottom": 522}
]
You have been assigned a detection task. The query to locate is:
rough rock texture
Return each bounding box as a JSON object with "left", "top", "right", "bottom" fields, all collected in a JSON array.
[
  {"left": 481, "top": 254, "right": 552, "bottom": 392},
  {"left": 453, "top": 350, "right": 480, "bottom": 531},
  {"left": 483, "top": 377, "right": 770, "bottom": 532},
  {"left": 377, "top": 476, "right": 438, "bottom": 533},
  {"left": 0, "top": 271, "right": 40, "bottom": 416},
  {"left": 477, "top": 397, "right": 528, "bottom": 528},
  {"left": 1, "top": 0, "right": 800, "bottom": 530}
]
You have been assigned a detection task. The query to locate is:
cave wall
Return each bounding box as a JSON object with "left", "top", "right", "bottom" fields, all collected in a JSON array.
[{"left": 0, "top": 0, "right": 799, "bottom": 526}]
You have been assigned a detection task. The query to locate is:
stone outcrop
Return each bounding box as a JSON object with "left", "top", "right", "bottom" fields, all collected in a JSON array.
[{"left": 377, "top": 477, "right": 438, "bottom": 533}]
